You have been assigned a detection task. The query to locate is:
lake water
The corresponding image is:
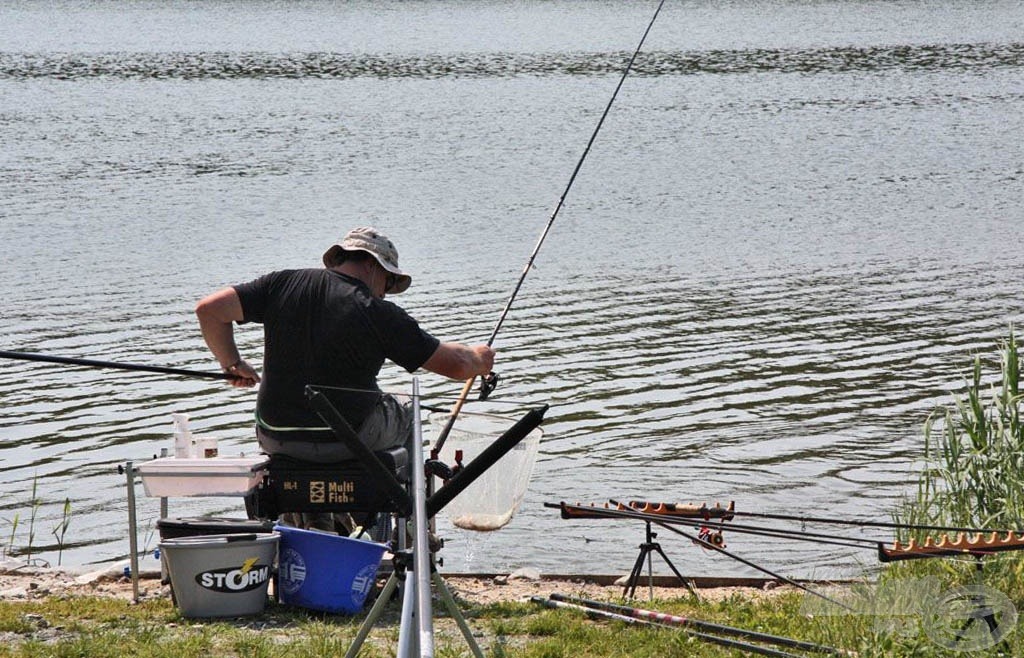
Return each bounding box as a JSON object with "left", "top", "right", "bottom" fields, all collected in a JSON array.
[{"left": 1, "top": 0, "right": 1022, "bottom": 580}]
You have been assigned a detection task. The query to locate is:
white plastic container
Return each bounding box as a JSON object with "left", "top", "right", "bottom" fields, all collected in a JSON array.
[
  {"left": 194, "top": 437, "right": 219, "bottom": 458},
  {"left": 172, "top": 413, "right": 193, "bottom": 458},
  {"left": 136, "top": 456, "right": 269, "bottom": 497}
]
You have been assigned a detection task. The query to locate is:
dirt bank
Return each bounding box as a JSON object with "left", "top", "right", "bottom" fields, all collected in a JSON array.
[{"left": 0, "top": 562, "right": 793, "bottom": 607}]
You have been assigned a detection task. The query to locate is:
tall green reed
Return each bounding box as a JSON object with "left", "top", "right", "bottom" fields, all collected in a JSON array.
[
  {"left": 893, "top": 330, "right": 1024, "bottom": 596},
  {"left": 52, "top": 497, "right": 73, "bottom": 566},
  {"left": 903, "top": 331, "right": 1024, "bottom": 531},
  {"left": 1, "top": 475, "right": 70, "bottom": 567}
]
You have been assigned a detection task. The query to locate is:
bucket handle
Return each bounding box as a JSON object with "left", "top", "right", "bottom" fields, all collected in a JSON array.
[{"left": 224, "top": 533, "right": 259, "bottom": 542}]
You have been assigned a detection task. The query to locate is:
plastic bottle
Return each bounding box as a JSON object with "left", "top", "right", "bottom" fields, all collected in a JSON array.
[{"left": 172, "top": 413, "right": 193, "bottom": 458}]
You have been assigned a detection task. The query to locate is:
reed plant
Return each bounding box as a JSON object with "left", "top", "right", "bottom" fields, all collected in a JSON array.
[
  {"left": 890, "top": 330, "right": 1024, "bottom": 612},
  {"left": 24, "top": 477, "right": 40, "bottom": 566},
  {"left": 897, "top": 330, "right": 1024, "bottom": 532},
  {"left": 3, "top": 515, "right": 17, "bottom": 560},
  {"left": 917, "top": 331, "right": 1022, "bottom": 530},
  {"left": 51, "top": 498, "right": 73, "bottom": 567},
  {"left": 1, "top": 476, "right": 68, "bottom": 567}
]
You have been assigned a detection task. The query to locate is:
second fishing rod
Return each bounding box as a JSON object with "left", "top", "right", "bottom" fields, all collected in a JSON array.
[{"left": 433, "top": 0, "right": 668, "bottom": 452}]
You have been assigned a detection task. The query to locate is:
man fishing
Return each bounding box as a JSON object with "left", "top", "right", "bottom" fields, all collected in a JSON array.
[{"left": 195, "top": 226, "right": 494, "bottom": 532}]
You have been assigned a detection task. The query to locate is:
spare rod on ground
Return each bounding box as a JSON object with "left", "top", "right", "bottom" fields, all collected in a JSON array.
[
  {"left": 549, "top": 594, "right": 841, "bottom": 655},
  {"left": 531, "top": 596, "right": 806, "bottom": 658}
]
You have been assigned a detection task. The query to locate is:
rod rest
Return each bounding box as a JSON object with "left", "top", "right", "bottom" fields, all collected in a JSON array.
[{"left": 245, "top": 446, "right": 410, "bottom": 520}]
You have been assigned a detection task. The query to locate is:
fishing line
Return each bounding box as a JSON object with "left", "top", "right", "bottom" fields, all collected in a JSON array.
[
  {"left": 660, "top": 517, "right": 883, "bottom": 550},
  {"left": 433, "top": 0, "right": 668, "bottom": 452}
]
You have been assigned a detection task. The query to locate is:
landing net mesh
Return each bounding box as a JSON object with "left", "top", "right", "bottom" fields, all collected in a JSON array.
[{"left": 429, "top": 412, "right": 542, "bottom": 532}]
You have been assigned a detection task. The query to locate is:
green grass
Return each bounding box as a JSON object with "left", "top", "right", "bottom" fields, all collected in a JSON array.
[{"left": 3, "top": 585, "right": 1021, "bottom": 657}]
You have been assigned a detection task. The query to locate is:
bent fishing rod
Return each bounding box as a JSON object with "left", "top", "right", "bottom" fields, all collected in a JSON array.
[
  {"left": 433, "top": 0, "right": 668, "bottom": 452},
  {"left": 0, "top": 349, "right": 239, "bottom": 381}
]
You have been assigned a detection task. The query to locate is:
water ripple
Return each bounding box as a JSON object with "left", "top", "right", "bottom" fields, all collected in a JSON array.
[{"left": 2, "top": 42, "right": 1022, "bottom": 80}]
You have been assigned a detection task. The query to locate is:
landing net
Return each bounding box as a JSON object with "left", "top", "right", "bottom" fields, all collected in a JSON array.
[{"left": 429, "top": 412, "right": 542, "bottom": 531}]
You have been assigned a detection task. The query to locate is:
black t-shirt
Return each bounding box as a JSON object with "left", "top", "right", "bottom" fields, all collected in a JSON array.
[{"left": 234, "top": 268, "right": 440, "bottom": 434}]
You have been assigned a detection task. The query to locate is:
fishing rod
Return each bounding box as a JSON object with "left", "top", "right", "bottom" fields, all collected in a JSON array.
[
  {"left": 626, "top": 500, "right": 1017, "bottom": 536},
  {"left": 432, "top": 0, "right": 668, "bottom": 453},
  {"left": 550, "top": 501, "right": 880, "bottom": 550},
  {"left": 0, "top": 349, "right": 238, "bottom": 381},
  {"left": 718, "top": 508, "right": 1017, "bottom": 536},
  {"left": 549, "top": 594, "right": 842, "bottom": 656},
  {"left": 531, "top": 596, "right": 806, "bottom": 658},
  {"left": 601, "top": 500, "right": 856, "bottom": 611},
  {"left": 555, "top": 501, "right": 1024, "bottom": 563},
  {"left": 648, "top": 515, "right": 881, "bottom": 551}
]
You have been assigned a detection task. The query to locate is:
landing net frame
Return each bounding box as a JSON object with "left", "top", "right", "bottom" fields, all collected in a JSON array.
[{"left": 428, "top": 411, "right": 542, "bottom": 531}]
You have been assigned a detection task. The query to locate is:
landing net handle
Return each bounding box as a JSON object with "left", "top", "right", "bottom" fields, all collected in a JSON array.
[{"left": 307, "top": 385, "right": 546, "bottom": 522}]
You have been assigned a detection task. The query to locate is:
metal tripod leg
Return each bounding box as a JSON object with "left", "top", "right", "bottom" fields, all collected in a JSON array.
[
  {"left": 340, "top": 377, "right": 501, "bottom": 657},
  {"left": 433, "top": 571, "right": 485, "bottom": 658},
  {"left": 345, "top": 571, "right": 400, "bottom": 658},
  {"left": 623, "top": 521, "right": 693, "bottom": 600}
]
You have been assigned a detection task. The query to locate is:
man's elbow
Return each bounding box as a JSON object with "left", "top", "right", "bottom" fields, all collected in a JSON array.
[
  {"left": 422, "top": 343, "right": 493, "bottom": 381},
  {"left": 195, "top": 288, "right": 242, "bottom": 324}
]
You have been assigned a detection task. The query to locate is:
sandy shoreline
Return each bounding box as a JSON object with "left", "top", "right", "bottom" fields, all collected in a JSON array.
[{"left": 0, "top": 562, "right": 797, "bottom": 608}]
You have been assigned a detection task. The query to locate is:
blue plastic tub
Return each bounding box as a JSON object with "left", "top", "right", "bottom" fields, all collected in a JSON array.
[{"left": 274, "top": 525, "right": 387, "bottom": 614}]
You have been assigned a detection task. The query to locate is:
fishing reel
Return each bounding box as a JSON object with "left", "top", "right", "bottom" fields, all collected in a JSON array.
[
  {"left": 477, "top": 371, "right": 500, "bottom": 401},
  {"left": 696, "top": 526, "right": 726, "bottom": 549}
]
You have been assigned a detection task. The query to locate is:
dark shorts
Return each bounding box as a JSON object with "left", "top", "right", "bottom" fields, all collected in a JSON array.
[{"left": 256, "top": 393, "right": 413, "bottom": 462}]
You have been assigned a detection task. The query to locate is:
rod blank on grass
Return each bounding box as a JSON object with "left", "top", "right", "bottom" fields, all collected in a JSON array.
[
  {"left": 549, "top": 594, "right": 841, "bottom": 655},
  {"left": 531, "top": 596, "right": 807, "bottom": 658}
]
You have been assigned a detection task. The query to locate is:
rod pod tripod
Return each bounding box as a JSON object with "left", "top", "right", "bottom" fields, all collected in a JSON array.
[
  {"left": 623, "top": 519, "right": 693, "bottom": 600},
  {"left": 345, "top": 378, "right": 482, "bottom": 658}
]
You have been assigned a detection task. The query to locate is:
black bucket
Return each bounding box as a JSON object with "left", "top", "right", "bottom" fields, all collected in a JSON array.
[{"left": 157, "top": 517, "right": 277, "bottom": 540}]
